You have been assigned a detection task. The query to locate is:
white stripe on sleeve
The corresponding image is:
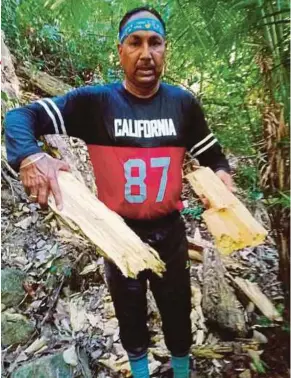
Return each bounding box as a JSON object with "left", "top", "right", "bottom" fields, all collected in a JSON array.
[
  {"left": 36, "top": 100, "right": 59, "bottom": 134},
  {"left": 44, "top": 98, "right": 67, "bottom": 135},
  {"left": 192, "top": 138, "right": 218, "bottom": 157},
  {"left": 190, "top": 132, "right": 214, "bottom": 154}
]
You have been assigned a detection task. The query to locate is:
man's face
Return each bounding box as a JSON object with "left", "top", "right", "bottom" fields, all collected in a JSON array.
[{"left": 118, "top": 13, "right": 166, "bottom": 88}]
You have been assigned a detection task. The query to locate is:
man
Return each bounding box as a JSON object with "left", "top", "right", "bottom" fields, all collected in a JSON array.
[{"left": 5, "top": 6, "right": 234, "bottom": 378}]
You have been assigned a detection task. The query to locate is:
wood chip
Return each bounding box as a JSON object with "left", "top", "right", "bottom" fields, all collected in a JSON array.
[{"left": 233, "top": 277, "right": 283, "bottom": 321}]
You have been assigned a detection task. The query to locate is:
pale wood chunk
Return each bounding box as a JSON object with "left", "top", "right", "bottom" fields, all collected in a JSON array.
[
  {"left": 48, "top": 171, "right": 165, "bottom": 278},
  {"left": 186, "top": 167, "right": 268, "bottom": 254},
  {"left": 188, "top": 249, "right": 203, "bottom": 262},
  {"left": 186, "top": 167, "right": 238, "bottom": 209},
  {"left": 233, "top": 277, "right": 283, "bottom": 322}
]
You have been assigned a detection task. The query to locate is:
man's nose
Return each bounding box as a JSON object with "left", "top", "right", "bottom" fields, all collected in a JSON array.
[{"left": 140, "top": 43, "right": 151, "bottom": 59}]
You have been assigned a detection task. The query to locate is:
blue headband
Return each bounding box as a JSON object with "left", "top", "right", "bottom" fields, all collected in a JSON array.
[{"left": 119, "top": 18, "right": 165, "bottom": 43}]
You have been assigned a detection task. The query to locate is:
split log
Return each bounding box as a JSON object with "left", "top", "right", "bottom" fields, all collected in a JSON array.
[
  {"left": 17, "top": 65, "right": 73, "bottom": 97},
  {"left": 42, "top": 135, "right": 165, "bottom": 278},
  {"left": 232, "top": 277, "right": 283, "bottom": 322},
  {"left": 202, "top": 247, "right": 247, "bottom": 337},
  {"left": 186, "top": 167, "right": 268, "bottom": 254},
  {"left": 48, "top": 171, "right": 165, "bottom": 278}
]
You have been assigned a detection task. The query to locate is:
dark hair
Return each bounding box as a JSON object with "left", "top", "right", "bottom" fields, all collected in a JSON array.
[{"left": 119, "top": 6, "right": 166, "bottom": 34}]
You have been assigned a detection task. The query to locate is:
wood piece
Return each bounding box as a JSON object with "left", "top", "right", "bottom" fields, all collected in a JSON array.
[
  {"left": 188, "top": 249, "right": 203, "bottom": 262},
  {"left": 17, "top": 65, "right": 73, "bottom": 96},
  {"left": 186, "top": 167, "right": 268, "bottom": 254},
  {"left": 202, "top": 247, "right": 247, "bottom": 336},
  {"left": 232, "top": 277, "right": 283, "bottom": 322},
  {"left": 48, "top": 171, "right": 165, "bottom": 278},
  {"left": 191, "top": 340, "right": 259, "bottom": 359},
  {"left": 186, "top": 167, "right": 239, "bottom": 209},
  {"left": 188, "top": 247, "right": 249, "bottom": 274},
  {"left": 187, "top": 235, "right": 210, "bottom": 251}
]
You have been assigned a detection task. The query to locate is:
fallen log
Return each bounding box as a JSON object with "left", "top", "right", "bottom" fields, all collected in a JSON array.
[
  {"left": 17, "top": 65, "right": 73, "bottom": 97},
  {"left": 202, "top": 247, "right": 247, "bottom": 337},
  {"left": 186, "top": 167, "right": 268, "bottom": 254}
]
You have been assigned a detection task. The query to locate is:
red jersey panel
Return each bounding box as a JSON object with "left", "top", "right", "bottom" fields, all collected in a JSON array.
[{"left": 87, "top": 145, "right": 185, "bottom": 219}]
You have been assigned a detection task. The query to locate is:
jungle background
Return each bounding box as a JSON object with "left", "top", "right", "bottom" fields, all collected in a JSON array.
[{"left": 1, "top": 0, "right": 290, "bottom": 377}]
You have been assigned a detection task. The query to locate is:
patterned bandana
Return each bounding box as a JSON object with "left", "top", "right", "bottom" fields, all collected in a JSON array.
[{"left": 119, "top": 18, "right": 165, "bottom": 43}]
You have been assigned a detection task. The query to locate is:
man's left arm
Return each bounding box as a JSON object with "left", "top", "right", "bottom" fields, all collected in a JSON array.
[{"left": 186, "top": 97, "right": 235, "bottom": 192}]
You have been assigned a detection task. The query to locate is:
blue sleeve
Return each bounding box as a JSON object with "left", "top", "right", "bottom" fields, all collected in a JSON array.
[
  {"left": 4, "top": 86, "right": 98, "bottom": 171},
  {"left": 186, "top": 96, "right": 230, "bottom": 173}
]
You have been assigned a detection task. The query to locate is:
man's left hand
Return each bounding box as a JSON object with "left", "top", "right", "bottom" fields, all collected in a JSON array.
[
  {"left": 215, "top": 169, "right": 236, "bottom": 193},
  {"left": 199, "top": 170, "right": 236, "bottom": 208}
]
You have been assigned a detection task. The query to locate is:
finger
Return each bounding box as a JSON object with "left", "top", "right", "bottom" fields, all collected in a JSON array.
[
  {"left": 199, "top": 195, "right": 210, "bottom": 209},
  {"left": 57, "top": 160, "right": 70, "bottom": 172},
  {"left": 230, "top": 185, "right": 237, "bottom": 193},
  {"left": 49, "top": 175, "right": 63, "bottom": 211},
  {"left": 38, "top": 184, "right": 49, "bottom": 209},
  {"left": 28, "top": 188, "right": 38, "bottom": 202}
]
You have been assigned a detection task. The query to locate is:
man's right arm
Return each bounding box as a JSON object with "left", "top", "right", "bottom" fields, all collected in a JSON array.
[
  {"left": 4, "top": 86, "right": 98, "bottom": 209},
  {"left": 4, "top": 86, "right": 96, "bottom": 171}
]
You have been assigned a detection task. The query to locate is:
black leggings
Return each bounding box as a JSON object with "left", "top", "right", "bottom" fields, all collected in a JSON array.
[{"left": 104, "top": 212, "right": 192, "bottom": 358}]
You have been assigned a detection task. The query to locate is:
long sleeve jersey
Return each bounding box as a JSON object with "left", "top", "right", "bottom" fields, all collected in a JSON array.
[{"left": 5, "top": 82, "right": 230, "bottom": 220}]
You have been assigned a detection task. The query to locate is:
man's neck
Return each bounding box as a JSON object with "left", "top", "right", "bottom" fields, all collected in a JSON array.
[{"left": 123, "top": 79, "right": 160, "bottom": 99}]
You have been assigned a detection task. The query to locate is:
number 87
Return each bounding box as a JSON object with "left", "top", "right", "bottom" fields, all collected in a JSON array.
[{"left": 124, "top": 157, "right": 171, "bottom": 204}]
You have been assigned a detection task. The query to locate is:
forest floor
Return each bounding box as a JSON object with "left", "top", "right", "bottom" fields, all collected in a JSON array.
[{"left": 1, "top": 78, "right": 290, "bottom": 378}]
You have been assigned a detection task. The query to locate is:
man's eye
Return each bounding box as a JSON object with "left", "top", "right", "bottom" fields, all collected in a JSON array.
[
  {"left": 129, "top": 41, "right": 140, "bottom": 46},
  {"left": 152, "top": 40, "right": 162, "bottom": 46}
]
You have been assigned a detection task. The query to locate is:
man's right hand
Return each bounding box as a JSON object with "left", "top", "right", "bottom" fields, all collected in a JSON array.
[{"left": 19, "top": 153, "right": 70, "bottom": 210}]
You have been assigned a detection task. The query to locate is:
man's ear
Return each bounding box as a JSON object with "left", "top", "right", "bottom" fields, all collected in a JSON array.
[{"left": 117, "top": 43, "right": 123, "bottom": 59}]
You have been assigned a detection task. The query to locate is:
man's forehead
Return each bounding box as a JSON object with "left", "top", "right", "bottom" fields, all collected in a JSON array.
[
  {"left": 127, "top": 30, "right": 163, "bottom": 39},
  {"left": 126, "top": 10, "right": 159, "bottom": 23}
]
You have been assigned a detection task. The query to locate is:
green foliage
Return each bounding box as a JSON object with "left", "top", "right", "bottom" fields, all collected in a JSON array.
[
  {"left": 181, "top": 206, "right": 204, "bottom": 220},
  {"left": 2, "top": 0, "right": 290, "bottom": 153},
  {"left": 250, "top": 359, "right": 268, "bottom": 374},
  {"left": 263, "top": 191, "right": 290, "bottom": 209}
]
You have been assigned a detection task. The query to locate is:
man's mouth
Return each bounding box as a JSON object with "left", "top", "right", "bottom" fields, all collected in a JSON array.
[{"left": 137, "top": 67, "right": 155, "bottom": 74}]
